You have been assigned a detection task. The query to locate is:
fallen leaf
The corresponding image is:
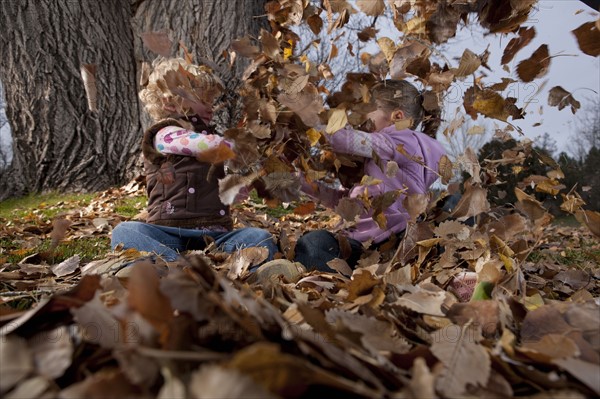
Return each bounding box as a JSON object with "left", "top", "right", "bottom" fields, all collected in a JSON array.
[
  {"left": 51, "top": 255, "right": 80, "bottom": 277},
  {"left": 431, "top": 323, "right": 491, "bottom": 397}
]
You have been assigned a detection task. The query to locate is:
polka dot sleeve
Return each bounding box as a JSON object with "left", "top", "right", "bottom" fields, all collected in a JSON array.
[{"left": 154, "top": 126, "right": 233, "bottom": 156}]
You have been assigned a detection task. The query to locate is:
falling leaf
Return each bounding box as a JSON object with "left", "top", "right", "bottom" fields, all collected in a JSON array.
[
  {"left": 196, "top": 142, "right": 236, "bottom": 164},
  {"left": 548, "top": 86, "right": 581, "bottom": 114},
  {"left": 307, "top": 14, "right": 323, "bottom": 35},
  {"left": 293, "top": 202, "right": 316, "bottom": 216},
  {"left": 80, "top": 64, "right": 98, "bottom": 112},
  {"left": 356, "top": 0, "right": 385, "bottom": 16},
  {"left": 572, "top": 21, "right": 600, "bottom": 57},
  {"left": 230, "top": 36, "right": 260, "bottom": 58},
  {"left": 452, "top": 49, "right": 481, "bottom": 77},
  {"left": 451, "top": 185, "right": 490, "bottom": 220},
  {"left": 438, "top": 155, "right": 453, "bottom": 184},
  {"left": 277, "top": 84, "right": 324, "bottom": 127},
  {"left": 141, "top": 31, "right": 173, "bottom": 57},
  {"left": 50, "top": 218, "right": 71, "bottom": 250},
  {"left": 326, "top": 107, "right": 348, "bottom": 134},
  {"left": 226, "top": 247, "right": 269, "bottom": 280},
  {"left": 335, "top": 197, "right": 363, "bottom": 222},
  {"left": 501, "top": 27, "right": 536, "bottom": 65},
  {"left": 575, "top": 210, "right": 600, "bottom": 238},
  {"left": 306, "top": 128, "right": 321, "bottom": 146},
  {"left": 516, "top": 44, "right": 550, "bottom": 82}
]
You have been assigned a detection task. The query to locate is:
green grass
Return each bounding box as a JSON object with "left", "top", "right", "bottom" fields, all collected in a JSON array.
[
  {"left": 527, "top": 239, "right": 600, "bottom": 269},
  {"left": 0, "top": 236, "right": 111, "bottom": 265},
  {"left": 115, "top": 196, "right": 147, "bottom": 218},
  {"left": 0, "top": 192, "right": 95, "bottom": 220},
  {"left": 246, "top": 189, "right": 295, "bottom": 219}
]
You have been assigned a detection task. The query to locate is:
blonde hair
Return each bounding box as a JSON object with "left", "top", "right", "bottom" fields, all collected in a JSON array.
[
  {"left": 371, "top": 80, "right": 440, "bottom": 137},
  {"left": 139, "top": 58, "right": 224, "bottom": 121}
]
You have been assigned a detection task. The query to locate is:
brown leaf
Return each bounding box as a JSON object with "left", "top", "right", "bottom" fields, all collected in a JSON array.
[
  {"left": 157, "top": 161, "right": 176, "bottom": 185},
  {"left": 356, "top": 0, "right": 385, "bottom": 16},
  {"left": 127, "top": 262, "right": 174, "bottom": 344},
  {"left": 437, "top": 154, "right": 453, "bottom": 184},
  {"left": 29, "top": 326, "right": 73, "bottom": 379},
  {"left": 196, "top": 142, "right": 236, "bottom": 164},
  {"left": 357, "top": 26, "right": 378, "bottom": 42},
  {"left": 575, "top": 210, "right": 600, "bottom": 238},
  {"left": 516, "top": 44, "right": 550, "bottom": 82},
  {"left": 431, "top": 324, "right": 490, "bottom": 397},
  {"left": 140, "top": 31, "right": 173, "bottom": 57},
  {"left": 548, "top": 86, "right": 581, "bottom": 114},
  {"left": 293, "top": 201, "right": 316, "bottom": 216},
  {"left": 51, "top": 255, "right": 80, "bottom": 277},
  {"left": 451, "top": 185, "right": 490, "bottom": 220},
  {"left": 307, "top": 14, "right": 323, "bottom": 35},
  {"left": 346, "top": 269, "right": 379, "bottom": 301},
  {"left": 447, "top": 301, "right": 500, "bottom": 337},
  {"left": 395, "top": 286, "right": 450, "bottom": 317},
  {"left": 389, "top": 41, "right": 429, "bottom": 80},
  {"left": 519, "top": 334, "right": 580, "bottom": 363},
  {"left": 452, "top": 49, "right": 481, "bottom": 77},
  {"left": 189, "top": 365, "right": 276, "bottom": 399},
  {"left": 0, "top": 335, "right": 33, "bottom": 392},
  {"left": 572, "top": 21, "right": 600, "bottom": 57},
  {"left": 335, "top": 197, "right": 363, "bottom": 222},
  {"left": 403, "top": 193, "right": 429, "bottom": 222},
  {"left": 80, "top": 64, "right": 98, "bottom": 112},
  {"left": 50, "top": 218, "right": 71, "bottom": 250},
  {"left": 230, "top": 36, "right": 260, "bottom": 58},
  {"left": 277, "top": 83, "right": 324, "bottom": 127},
  {"left": 501, "top": 27, "right": 536, "bottom": 65},
  {"left": 426, "top": 3, "right": 461, "bottom": 44},
  {"left": 553, "top": 357, "right": 600, "bottom": 395},
  {"left": 225, "top": 247, "right": 269, "bottom": 279}
]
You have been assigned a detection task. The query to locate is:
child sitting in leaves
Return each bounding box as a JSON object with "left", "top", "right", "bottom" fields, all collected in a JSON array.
[
  {"left": 294, "top": 79, "right": 446, "bottom": 272},
  {"left": 111, "top": 58, "right": 278, "bottom": 262}
]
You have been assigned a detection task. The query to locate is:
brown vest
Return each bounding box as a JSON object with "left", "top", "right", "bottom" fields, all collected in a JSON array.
[{"left": 141, "top": 117, "right": 233, "bottom": 230}]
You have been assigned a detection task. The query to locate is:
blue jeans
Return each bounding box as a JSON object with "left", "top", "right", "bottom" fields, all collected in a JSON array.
[
  {"left": 293, "top": 230, "right": 363, "bottom": 272},
  {"left": 111, "top": 221, "right": 278, "bottom": 262}
]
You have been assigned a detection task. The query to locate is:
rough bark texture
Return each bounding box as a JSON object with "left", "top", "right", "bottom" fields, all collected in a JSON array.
[
  {"left": 0, "top": 0, "right": 267, "bottom": 200},
  {"left": 0, "top": 0, "right": 141, "bottom": 200},
  {"left": 131, "top": 0, "right": 268, "bottom": 129}
]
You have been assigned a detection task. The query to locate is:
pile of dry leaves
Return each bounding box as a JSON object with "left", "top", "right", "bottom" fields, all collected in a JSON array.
[{"left": 1, "top": 173, "right": 599, "bottom": 398}]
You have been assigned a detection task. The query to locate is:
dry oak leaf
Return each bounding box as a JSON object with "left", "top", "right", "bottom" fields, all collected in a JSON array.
[
  {"left": 189, "top": 365, "right": 276, "bottom": 399},
  {"left": 346, "top": 269, "right": 380, "bottom": 301},
  {"left": 277, "top": 83, "right": 324, "bottom": 127},
  {"left": 572, "top": 21, "right": 600, "bottom": 57},
  {"left": 431, "top": 323, "right": 491, "bottom": 397},
  {"left": 395, "top": 286, "right": 450, "bottom": 317},
  {"left": 452, "top": 49, "right": 481, "bottom": 78},
  {"left": 501, "top": 27, "right": 536, "bottom": 65},
  {"left": 548, "top": 86, "right": 581, "bottom": 114},
  {"left": 575, "top": 210, "right": 600, "bottom": 238},
  {"left": 451, "top": 185, "right": 490, "bottom": 220},
  {"left": 356, "top": 0, "right": 385, "bottom": 16},
  {"left": 140, "top": 31, "right": 173, "bottom": 57},
  {"left": 516, "top": 44, "right": 550, "bottom": 82},
  {"left": 447, "top": 301, "right": 500, "bottom": 337}
]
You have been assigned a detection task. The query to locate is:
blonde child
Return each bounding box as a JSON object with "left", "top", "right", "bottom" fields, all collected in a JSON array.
[{"left": 111, "top": 58, "right": 277, "bottom": 262}]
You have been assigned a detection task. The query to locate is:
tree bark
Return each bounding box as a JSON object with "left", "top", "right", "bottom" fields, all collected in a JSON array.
[
  {"left": 131, "top": 0, "right": 268, "bottom": 128},
  {"left": 0, "top": 0, "right": 142, "bottom": 200},
  {"left": 0, "top": 0, "right": 267, "bottom": 200}
]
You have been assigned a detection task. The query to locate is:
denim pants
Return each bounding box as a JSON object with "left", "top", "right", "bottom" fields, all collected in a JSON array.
[
  {"left": 111, "top": 221, "right": 278, "bottom": 262},
  {"left": 293, "top": 230, "right": 363, "bottom": 273}
]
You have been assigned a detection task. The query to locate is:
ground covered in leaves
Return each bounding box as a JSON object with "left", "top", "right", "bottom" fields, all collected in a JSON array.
[{"left": 1, "top": 179, "right": 599, "bottom": 399}]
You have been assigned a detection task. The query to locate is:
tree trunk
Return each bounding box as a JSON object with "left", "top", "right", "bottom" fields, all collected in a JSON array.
[
  {"left": 0, "top": 0, "right": 267, "bottom": 200},
  {"left": 131, "top": 0, "right": 268, "bottom": 128},
  {"left": 0, "top": 0, "right": 142, "bottom": 200}
]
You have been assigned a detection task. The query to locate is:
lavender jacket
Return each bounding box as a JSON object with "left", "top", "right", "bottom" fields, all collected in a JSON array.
[{"left": 319, "top": 126, "right": 446, "bottom": 243}]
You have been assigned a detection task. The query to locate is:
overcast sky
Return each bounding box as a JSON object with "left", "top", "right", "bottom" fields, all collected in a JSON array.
[{"left": 439, "top": 0, "right": 599, "bottom": 152}]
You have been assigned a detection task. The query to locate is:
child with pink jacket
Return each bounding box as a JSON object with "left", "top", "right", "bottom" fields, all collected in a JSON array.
[{"left": 295, "top": 80, "right": 446, "bottom": 272}]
